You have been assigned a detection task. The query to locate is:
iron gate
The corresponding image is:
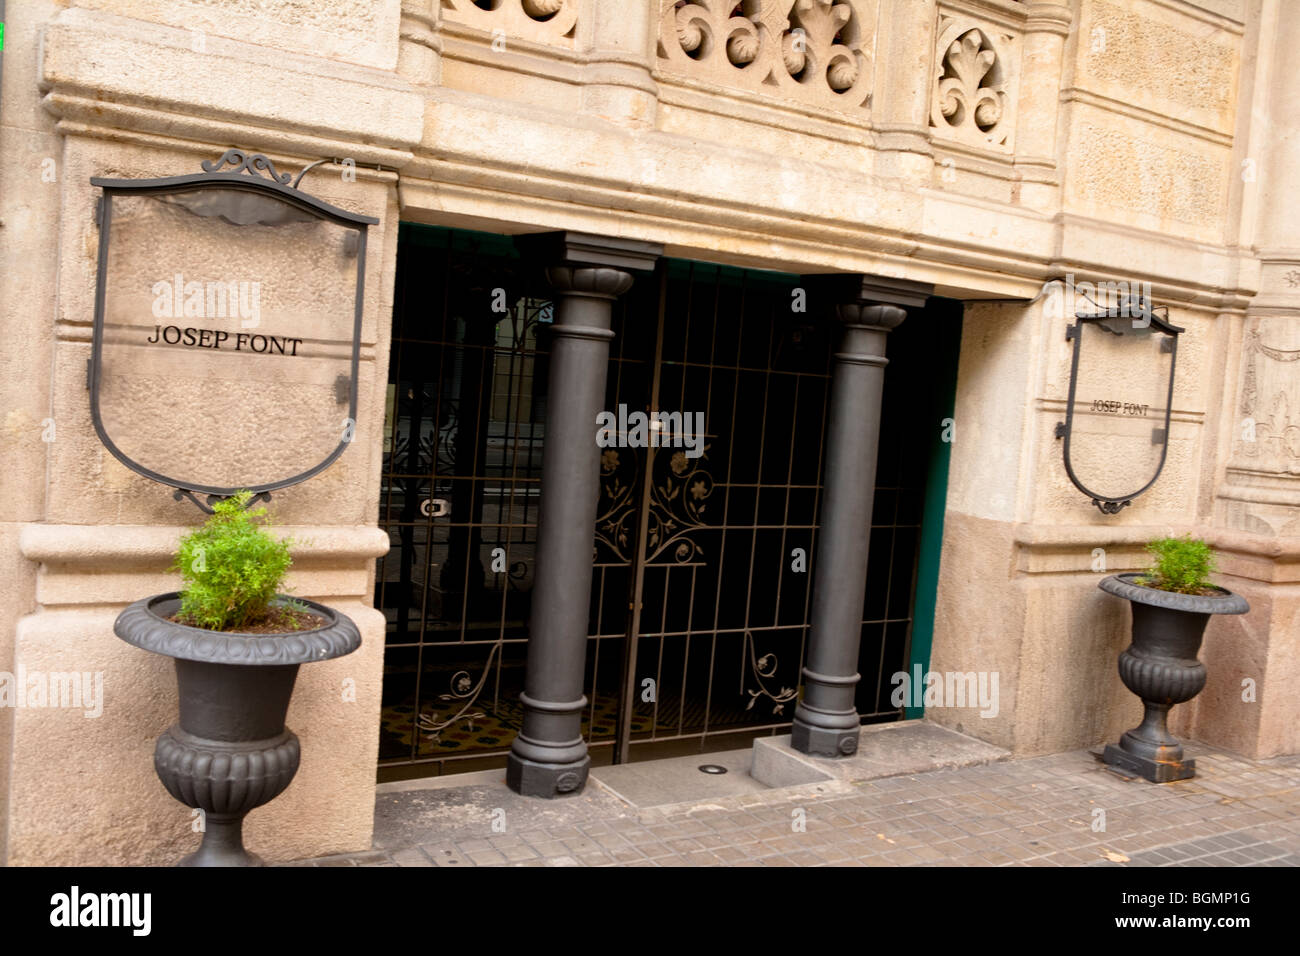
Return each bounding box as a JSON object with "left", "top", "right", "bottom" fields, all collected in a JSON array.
[{"left": 376, "top": 225, "right": 930, "bottom": 779}]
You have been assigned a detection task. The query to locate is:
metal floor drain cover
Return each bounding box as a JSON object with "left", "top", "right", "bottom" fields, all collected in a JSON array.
[{"left": 698, "top": 764, "right": 728, "bottom": 774}]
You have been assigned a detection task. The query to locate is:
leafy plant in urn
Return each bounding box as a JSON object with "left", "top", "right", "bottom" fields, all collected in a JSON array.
[
  {"left": 1098, "top": 536, "right": 1248, "bottom": 783},
  {"left": 114, "top": 491, "right": 361, "bottom": 865}
]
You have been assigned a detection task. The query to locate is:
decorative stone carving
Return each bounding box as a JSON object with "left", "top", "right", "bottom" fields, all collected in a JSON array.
[
  {"left": 657, "top": 0, "right": 874, "bottom": 112},
  {"left": 1235, "top": 323, "right": 1300, "bottom": 476},
  {"left": 930, "top": 16, "right": 1018, "bottom": 150},
  {"left": 1221, "top": 313, "right": 1300, "bottom": 534},
  {"left": 441, "top": 0, "right": 578, "bottom": 46}
]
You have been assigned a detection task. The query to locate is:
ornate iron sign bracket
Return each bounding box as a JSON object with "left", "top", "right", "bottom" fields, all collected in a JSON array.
[
  {"left": 1055, "top": 295, "right": 1184, "bottom": 514},
  {"left": 89, "top": 150, "right": 379, "bottom": 512}
]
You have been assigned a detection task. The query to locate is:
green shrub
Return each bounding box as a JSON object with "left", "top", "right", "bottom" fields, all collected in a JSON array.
[
  {"left": 1138, "top": 535, "right": 1217, "bottom": 595},
  {"left": 171, "top": 490, "right": 293, "bottom": 631}
]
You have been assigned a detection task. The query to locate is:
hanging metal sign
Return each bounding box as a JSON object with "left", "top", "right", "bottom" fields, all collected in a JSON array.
[
  {"left": 89, "top": 149, "right": 378, "bottom": 509},
  {"left": 1055, "top": 296, "right": 1183, "bottom": 514}
]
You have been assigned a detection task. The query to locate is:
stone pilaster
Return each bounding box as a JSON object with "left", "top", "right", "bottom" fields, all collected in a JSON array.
[
  {"left": 871, "top": 0, "right": 938, "bottom": 182},
  {"left": 398, "top": 0, "right": 443, "bottom": 87},
  {"left": 1013, "top": 3, "right": 1071, "bottom": 205},
  {"left": 581, "top": 0, "right": 658, "bottom": 129}
]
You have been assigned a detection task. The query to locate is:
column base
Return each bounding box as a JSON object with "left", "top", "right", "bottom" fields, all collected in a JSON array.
[
  {"left": 1103, "top": 742, "right": 1195, "bottom": 783},
  {"left": 506, "top": 753, "right": 591, "bottom": 798},
  {"left": 791, "top": 717, "right": 860, "bottom": 757}
]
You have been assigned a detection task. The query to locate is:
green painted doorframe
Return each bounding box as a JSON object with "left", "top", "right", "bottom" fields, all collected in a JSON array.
[{"left": 903, "top": 298, "right": 962, "bottom": 719}]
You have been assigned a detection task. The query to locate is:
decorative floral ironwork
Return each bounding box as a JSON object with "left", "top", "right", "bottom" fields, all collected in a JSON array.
[
  {"left": 743, "top": 631, "right": 798, "bottom": 715},
  {"left": 645, "top": 441, "right": 713, "bottom": 564},
  {"left": 593, "top": 439, "right": 715, "bottom": 565},
  {"left": 417, "top": 643, "right": 500, "bottom": 742},
  {"left": 199, "top": 148, "right": 293, "bottom": 185},
  {"left": 594, "top": 447, "right": 641, "bottom": 563}
]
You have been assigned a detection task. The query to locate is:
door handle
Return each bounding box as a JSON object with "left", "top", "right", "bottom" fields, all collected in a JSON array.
[{"left": 420, "top": 497, "right": 451, "bottom": 517}]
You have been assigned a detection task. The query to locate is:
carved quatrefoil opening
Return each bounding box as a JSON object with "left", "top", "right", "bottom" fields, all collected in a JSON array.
[
  {"left": 446, "top": 0, "right": 576, "bottom": 42},
  {"left": 930, "top": 23, "right": 1013, "bottom": 149},
  {"left": 471, "top": 0, "right": 562, "bottom": 17},
  {"left": 661, "top": 0, "right": 873, "bottom": 111}
]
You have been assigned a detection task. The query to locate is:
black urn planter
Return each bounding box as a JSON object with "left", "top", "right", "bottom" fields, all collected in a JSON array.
[
  {"left": 115, "top": 592, "right": 361, "bottom": 866},
  {"left": 1099, "top": 573, "right": 1248, "bottom": 783}
]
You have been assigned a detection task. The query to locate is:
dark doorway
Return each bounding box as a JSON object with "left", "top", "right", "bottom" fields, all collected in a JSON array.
[{"left": 376, "top": 225, "right": 956, "bottom": 781}]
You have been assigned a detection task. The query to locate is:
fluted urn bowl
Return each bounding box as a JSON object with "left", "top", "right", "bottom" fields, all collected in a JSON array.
[
  {"left": 1098, "top": 573, "right": 1248, "bottom": 783},
  {"left": 115, "top": 592, "right": 361, "bottom": 866}
]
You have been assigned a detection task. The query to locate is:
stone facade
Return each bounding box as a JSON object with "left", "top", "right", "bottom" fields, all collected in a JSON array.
[{"left": 0, "top": 0, "right": 1296, "bottom": 865}]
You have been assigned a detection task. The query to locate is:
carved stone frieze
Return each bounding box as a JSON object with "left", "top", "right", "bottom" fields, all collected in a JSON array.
[
  {"left": 657, "top": 0, "right": 875, "bottom": 112},
  {"left": 442, "top": 0, "right": 578, "bottom": 46},
  {"left": 930, "top": 14, "right": 1019, "bottom": 151}
]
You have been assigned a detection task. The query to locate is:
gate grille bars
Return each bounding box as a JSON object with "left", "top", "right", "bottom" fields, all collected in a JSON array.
[{"left": 376, "top": 225, "right": 934, "bottom": 783}]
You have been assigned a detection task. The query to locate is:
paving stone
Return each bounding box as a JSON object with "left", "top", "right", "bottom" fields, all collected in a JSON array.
[
  {"left": 637, "top": 842, "right": 678, "bottom": 859},
  {"left": 422, "top": 843, "right": 473, "bottom": 866},
  {"left": 501, "top": 844, "right": 539, "bottom": 862},
  {"left": 292, "top": 741, "right": 1300, "bottom": 868},
  {"left": 390, "top": 847, "right": 433, "bottom": 867},
  {"left": 345, "top": 850, "right": 392, "bottom": 864},
  {"left": 526, "top": 838, "right": 565, "bottom": 857}
]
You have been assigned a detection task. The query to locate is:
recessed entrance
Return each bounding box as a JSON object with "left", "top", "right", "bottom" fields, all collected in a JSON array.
[{"left": 376, "top": 224, "right": 960, "bottom": 782}]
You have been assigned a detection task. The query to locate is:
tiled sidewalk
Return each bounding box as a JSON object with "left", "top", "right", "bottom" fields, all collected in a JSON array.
[{"left": 294, "top": 744, "right": 1300, "bottom": 868}]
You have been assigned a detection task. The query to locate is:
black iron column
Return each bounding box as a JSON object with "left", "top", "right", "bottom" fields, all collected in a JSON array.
[
  {"left": 792, "top": 276, "right": 932, "bottom": 757},
  {"left": 508, "top": 233, "right": 660, "bottom": 797}
]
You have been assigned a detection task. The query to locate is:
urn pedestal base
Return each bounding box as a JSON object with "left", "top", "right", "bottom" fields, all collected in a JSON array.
[
  {"left": 1103, "top": 696, "right": 1198, "bottom": 783},
  {"left": 1103, "top": 743, "right": 1195, "bottom": 783},
  {"left": 177, "top": 816, "right": 265, "bottom": 867}
]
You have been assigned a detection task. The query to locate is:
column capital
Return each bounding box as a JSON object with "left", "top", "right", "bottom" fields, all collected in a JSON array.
[
  {"left": 802, "top": 273, "right": 934, "bottom": 310},
  {"left": 515, "top": 230, "right": 663, "bottom": 273},
  {"left": 544, "top": 265, "right": 634, "bottom": 302},
  {"left": 1024, "top": 2, "right": 1074, "bottom": 36},
  {"left": 836, "top": 302, "right": 908, "bottom": 331}
]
